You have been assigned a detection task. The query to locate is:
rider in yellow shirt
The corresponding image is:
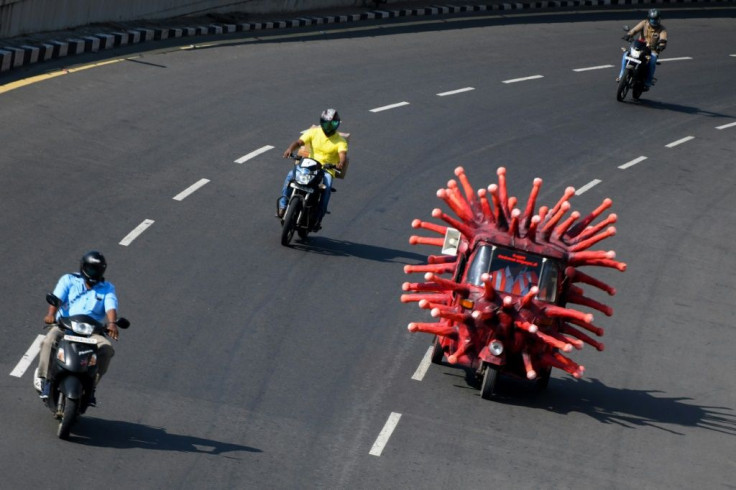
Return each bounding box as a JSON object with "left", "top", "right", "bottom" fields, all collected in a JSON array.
[{"left": 280, "top": 109, "right": 348, "bottom": 228}]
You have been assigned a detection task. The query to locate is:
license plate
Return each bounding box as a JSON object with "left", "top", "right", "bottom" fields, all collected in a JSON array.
[
  {"left": 63, "top": 335, "right": 98, "bottom": 344},
  {"left": 625, "top": 57, "right": 641, "bottom": 64}
]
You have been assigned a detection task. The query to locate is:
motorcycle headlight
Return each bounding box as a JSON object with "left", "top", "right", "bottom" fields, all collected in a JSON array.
[
  {"left": 295, "top": 168, "right": 312, "bottom": 185},
  {"left": 630, "top": 48, "right": 641, "bottom": 58},
  {"left": 57, "top": 348, "right": 66, "bottom": 364},
  {"left": 71, "top": 320, "right": 95, "bottom": 335},
  {"left": 489, "top": 340, "right": 504, "bottom": 356}
]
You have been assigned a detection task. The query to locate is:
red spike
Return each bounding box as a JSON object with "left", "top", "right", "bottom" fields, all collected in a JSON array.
[
  {"left": 480, "top": 273, "right": 497, "bottom": 301},
  {"left": 412, "top": 218, "right": 447, "bottom": 236},
  {"left": 566, "top": 316, "right": 605, "bottom": 336},
  {"left": 431, "top": 208, "right": 475, "bottom": 238},
  {"left": 540, "top": 352, "right": 584, "bottom": 378},
  {"left": 514, "top": 321, "right": 538, "bottom": 334},
  {"left": 570, "top": 213, "right": 617, "bottom": 243},
  {"left": 408, "top": 322, "right": 457, "bottom": 337},
  {"left": 439, "top": 183, "right": 474, "bottom": 223},
  {"left": 543, "top": 304, "right": 593, "bottom": 324},
  {"left": 427, "top": 255, "right": 457, "bottom": 264},
  {"left": 535, "top": 330, "right": 573, "bottom": 352},
  {"left": 488, "top": 184, "right": 502, "bottom": 224},
  {"left": 508, "top": 209, "right": 521, "bottom": 237},
  {"left": 561, "top": 323, "right": 605, "bottom": 351},
  {"left": 552, "top": 211, "right": 580, "bottom": 240},
  {"left": 401, "top": 293, "right": 451, "bottom": 304},
  {"left": 527, "top": 215, "right": 541, "bottom": 242},
  {"left": 404, "top": 262, "right": 457, "bottom": 274},
  {"left": 402, "top": 281, "right": 445, "bottom": 293},
  {"left": 567, "top": 286, "right": 614, "bottom": 316},
  {"left": 542, "top": 201, "right": 571, "bottom": 234},
  {"left": 454, "top": 166, "right": 477, "bottom": 208},
  {"left": 447, "top": 338, "right": 472, "bottom": 365},
  {"left": 569, "top": 227, "right": 617, "bottom": 253},
  {"left": 547, "top": 187, "right": 575, "bottom": 221},
  {"left": 522, "top": 352, "right": 537, "bottom": 379},
  {"left": 409, "top": 236, "right": 445, "bottom": 247},
  {"left": 568, "top": 198, "right": 612, "bottom": 237},
  {"left": 571, "top": 258, "right": 627, "bottom": 271},
  {"left": 497, "top": 167, "right": 509, "bottom": 219},
  {"left": 431, "top": 308, "right": 472, "bottom": 324},
  {"left": 564, "top": 267, "right": 616, "bottom": 295},
  {"left": 477, "top": 189, "right": 495, "bottom": 223},
  {"left": 519, "top": 286, "right": 538, "bottom": 308},
  {"left": 521, "top": 178, "right": 542, "bottom": 229}
]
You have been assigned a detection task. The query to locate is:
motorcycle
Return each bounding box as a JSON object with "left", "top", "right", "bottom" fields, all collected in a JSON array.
[
  {"left": 278, "top": 153, "right": 339, "bottom": 246},
  {"left": 33, "top": 293, "right": 130, "bottom": 440},
  {"left": 616, "top": 27, "right": 660, "bottom": 102}
]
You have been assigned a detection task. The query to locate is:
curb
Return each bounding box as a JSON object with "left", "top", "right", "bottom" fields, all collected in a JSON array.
[{"left": 0, "top": 0, "right": 724, "bottom": 74}]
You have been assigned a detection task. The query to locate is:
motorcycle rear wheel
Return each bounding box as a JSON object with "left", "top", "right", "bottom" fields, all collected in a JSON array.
[
  {"left": 281, "top": 198, "right": 302, "bottom": 246},
  {"left": 57, "top": 396, "right": 78, "bottom": 440}
]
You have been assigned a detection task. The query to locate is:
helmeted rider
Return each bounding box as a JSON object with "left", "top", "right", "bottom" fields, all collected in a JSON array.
[
  {"left": 37, "top": 251, "right": 120, "bottom": 406},
  {"left": 617, "top": 9, "right": 668, "bottom": 90},
  {"left": 279, "top": 109, "right": 348, "bottom": 229}
]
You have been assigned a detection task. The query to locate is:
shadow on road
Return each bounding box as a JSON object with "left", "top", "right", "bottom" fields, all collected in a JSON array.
[
  {"left": 497, "top": 376, "right": 736, "bottom": 436},
  {"left": 70, "top": 417, "right": 263, "bottom": 454},
  {"left": 629, "top": 98, "right": 736, "bottom": 119},
  {"left": 288, "top": 235, "right": 427, "bottom": 264}
]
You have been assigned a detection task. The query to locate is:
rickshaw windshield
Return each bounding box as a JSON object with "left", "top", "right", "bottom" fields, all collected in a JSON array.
[{"left": 464, "top": 245, "right": 559, "bottom": 302}]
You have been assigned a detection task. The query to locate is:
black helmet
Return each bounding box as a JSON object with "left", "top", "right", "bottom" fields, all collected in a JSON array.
[
  {"left": 648, "top": 9, "right": 661, "bottom": 27},
  {"left": 80, "top": 251, "right": 106, "bottom": 285},
  {"left": 319, "top": 108, "right": 341, "bottom": 136}
]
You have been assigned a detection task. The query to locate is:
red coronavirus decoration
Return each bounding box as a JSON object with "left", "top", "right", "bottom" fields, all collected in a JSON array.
[{"left": 402, "top": 167, "right": 625, "bottom": 397}]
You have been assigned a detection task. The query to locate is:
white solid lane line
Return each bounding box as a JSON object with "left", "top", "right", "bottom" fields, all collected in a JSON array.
[
  {"left": 10, "top": 335, "right": 44, "bottom": 377},
  {"left": 370, "top": 102, "right": 410, "bottom": 113},
  {"left": 370, "top": 412, "right": 402, "bottom": 457},
  {"left": 658, "top": 57, "right": 693, "bottom": 62},
  {"left": 573, "top": 65, "right": 613, "bottom": 72},
  {"left": 119, "top": 219, "right": 155, "bottom": 246},
  {"left": 437, "top": 87, "right": 475, "bottom": 96},
  {"left": 666, "top": 136, "right": 695, "bottom": 148},
  {"left": 173, "top": 178, "right": 210, "bottom": 201},
  {"left": 502, "top": 75, "right": 543, "bottom": 84},
  {"left": 716, "top": 121, "right": 736, "bottom": 130},
  {"left": 575, "top": 179, "right": 602, "bottom": 196},
  {"left": 411, "top": 346, "right": 433, "bottom": 381},
  {"left": 619, "top": 156, "right": 648, "bottom": 170},
  {"left": 235, "top": 145, "right": 274, "bottom": 164}
]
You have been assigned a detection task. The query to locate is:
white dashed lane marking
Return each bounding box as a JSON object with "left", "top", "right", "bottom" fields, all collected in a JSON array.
[
  {"left": 119, "top": 219, "right": 155, "bottom": 246},
  {"left": 235, "top": 145, "right": 274, "bottom": 164},
  {"left": 666, "top": 136, "right": 695, "bottom": 148},
  {"left": 619, "top": 156, "right": 648, "bottom": 170},
  {"left": 9, "top": 335, "right": 44, "bottom": 377},
  {"left": 716, "top": 121, "right": 736, "bottom": 130},
  {"left": 370, "top": 102, "right": 410, "bottom": 113},
  {"left": 173, "top": 178, "right": 210, "bottom": 201},
  {"left": 502, "top": 75, "right": 543, "bottom": 84},
  {"left": 573, "top": 65, "right": 613, "bottom": 72},
  {"left": 437, "top": 87, "right": 474, "bottom": 96},
  {"left": 370, "top": 412, "right": 402, "bottom": 457},
  {"left": 575, "top": 179, "right": 602, "bottom": 196},
  {"left": 658, "top": 57, "right": 693, "bottom": 62},
  {"left": 411, "top": 346, "right": 433, "bottom": 381}
]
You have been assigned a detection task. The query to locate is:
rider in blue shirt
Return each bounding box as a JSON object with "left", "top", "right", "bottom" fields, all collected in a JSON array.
[{"left": 37, "top": 251, "right": 120, "bottom": 405}]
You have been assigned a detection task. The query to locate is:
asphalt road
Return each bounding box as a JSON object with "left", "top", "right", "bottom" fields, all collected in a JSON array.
[{"left": 1, "top": 7, "right": 735, "bottom": 489}]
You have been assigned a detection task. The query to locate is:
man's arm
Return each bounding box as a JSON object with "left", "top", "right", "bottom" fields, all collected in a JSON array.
[{"left": 283, "top": 138, "right": 305, "bottom": 158}]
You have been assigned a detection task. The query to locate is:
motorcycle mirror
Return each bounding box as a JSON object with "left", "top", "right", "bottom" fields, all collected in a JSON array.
[
  {"left": 46, "top": 293, "right": 61, "bottom": 307},
  {"left": 116, "top": 318, "right": 131, "bottom": 329}
]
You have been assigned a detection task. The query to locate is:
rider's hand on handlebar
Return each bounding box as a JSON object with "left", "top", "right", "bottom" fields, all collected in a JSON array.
[
  {"left": 107, "top": 322, "right": 120, "bottom": 341},
  {"left": 43, "top": 314, "right": 55, "bottom": 324}
]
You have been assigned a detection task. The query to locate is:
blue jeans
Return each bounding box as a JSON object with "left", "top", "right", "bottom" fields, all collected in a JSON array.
[
  {"left": 618, "top": 51, "right": 657, "bottom": 86},
  {"left": 279, "top": 170, "right": 333, "bottom": 221}
]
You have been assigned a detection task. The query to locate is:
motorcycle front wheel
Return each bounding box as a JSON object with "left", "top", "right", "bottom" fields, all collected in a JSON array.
[
  {"left": 480, "top": 363, "right": 499, "bottom": 400},
  {"left": 616, "top": 71, "right": 632, "bottom": 102},
  {"left": 57, "top": 395, "right": 78, "bottom": 440},
  {"left": 281, "top": 197, "right": 302, "bottom": 246}
]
